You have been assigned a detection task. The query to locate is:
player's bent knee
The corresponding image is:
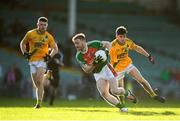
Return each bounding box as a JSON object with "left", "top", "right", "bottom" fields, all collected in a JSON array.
[
  {"left": 99, "top": 91, "right": 108, "bottom": 98},
  {"left": 34, "top": 80, "right": 42, "bottom": 88},
  {"left": 119, "top": 87, "right": 125, "bottom": 94},
  {"left": 111, "top": 87, "right": 125, "bottom": 95}
]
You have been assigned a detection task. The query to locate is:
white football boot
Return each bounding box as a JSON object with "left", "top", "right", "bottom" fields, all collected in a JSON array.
[{"left": 120, "top": 107, "right": 128, "bottom": 112}]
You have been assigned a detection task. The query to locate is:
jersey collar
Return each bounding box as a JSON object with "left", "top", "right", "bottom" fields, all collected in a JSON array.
[
  {"left": 36, "top": 28, "right": 46, "bottom": 35},
  {"left": 116, "top": 38, "right": 126, "bottom": 45}
]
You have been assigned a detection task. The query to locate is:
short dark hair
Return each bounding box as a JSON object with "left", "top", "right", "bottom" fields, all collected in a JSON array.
[
  {"left": 38, "top": 17, "right": 48, "bottom": 23},
  {"left": 116, "top": 26, "right": 128, "bottom": 35},
  {"left": 72, "top": 33, "right": 86, "bottom": 42}
]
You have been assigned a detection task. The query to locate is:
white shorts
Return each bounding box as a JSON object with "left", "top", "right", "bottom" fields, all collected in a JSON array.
[
  {"left": 94, "top": 64, "right": 118, "bottom": 81},
  {"left": 117, "top": 64, "right": 135, "bottom": 80},
  {"left": 29, "top": 60, "right": 47, "bottom": 74}
]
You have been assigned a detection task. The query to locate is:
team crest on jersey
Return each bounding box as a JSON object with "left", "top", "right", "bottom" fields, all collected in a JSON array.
[
  {"left": 122, "top": 44, "right": 129, "bottom": 53},
  {"left": 42, "top": 35, "right": 48, "bottom": 42}
]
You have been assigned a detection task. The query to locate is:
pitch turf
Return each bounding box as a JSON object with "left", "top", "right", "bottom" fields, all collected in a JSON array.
[{"left": 0, "top": 98, "right": 179, "bottom": 120}]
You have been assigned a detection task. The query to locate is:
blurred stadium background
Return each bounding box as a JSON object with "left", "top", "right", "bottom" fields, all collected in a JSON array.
[{"left": 0, "top": 0, "right": 180, "bottom": 102}]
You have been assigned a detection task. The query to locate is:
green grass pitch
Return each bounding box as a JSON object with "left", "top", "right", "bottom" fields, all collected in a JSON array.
[{"left": 0, "top": 98, "right": 179, "bottom": 120}]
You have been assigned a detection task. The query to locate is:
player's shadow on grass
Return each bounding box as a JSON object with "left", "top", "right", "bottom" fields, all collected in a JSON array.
[
  {"left": 67, "top": 108, "right": 111, "bottom": 112},
  {"left": 129, "top": 111, "right": 176, "bottom": 116}
]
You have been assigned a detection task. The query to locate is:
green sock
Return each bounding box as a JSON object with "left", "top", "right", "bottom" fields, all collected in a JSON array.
[
  {"left": 116, "top": 103, "right": 126, "bottom": 109},
  {"left": 37, "top": 99, "right": 41, "bottom": 105},
  {"left": 124, "top": 90, "right": 129, "bottom": 97},
  {"left": 119, "top": 95, "right": 125, "bottom": 104}
]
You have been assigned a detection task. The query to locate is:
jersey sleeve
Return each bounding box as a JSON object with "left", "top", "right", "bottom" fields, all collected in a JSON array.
[
  {"left": 22, "top": 31, "right": 30, "bottom": 44},
  {"left": 128, "top": 39, "right": 137, "bottom": 50},
  {"left": 48, "top": 34, "right": 56, "bottom": 48},
  {"left": 109, "top": 40, "right": 118, "bottom": 63},
  {"left": 76, "top": 52, "right": 86, "bottom": 66},
  {"left": 109, "top": 46, "right": 118, "bottom": 63},
  {"left": 87, "top": 40, "right": 103, "bottom": 49},
  {"left": 97, "top": 40, "right": 103, "bottom": 49}
]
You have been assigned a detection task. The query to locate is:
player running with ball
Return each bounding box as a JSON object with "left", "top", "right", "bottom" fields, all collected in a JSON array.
[{"left": 72, "top": 33, "right": 136, "bottom": 112}]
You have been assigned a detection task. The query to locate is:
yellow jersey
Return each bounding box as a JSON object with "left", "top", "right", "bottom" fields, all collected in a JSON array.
[
  {"left": 109, "top": 38, "right": 137, "bottom": 72},
  {"left": 23, "top": 29, "right": 56, "bottom": 62}
]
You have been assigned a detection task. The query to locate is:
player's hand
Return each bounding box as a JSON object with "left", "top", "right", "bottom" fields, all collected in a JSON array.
[
  {"left": 148, "top": 54, "right": 155, "bottom": 64},
  {"left": 44, "top": 54, "right": 52, "bottom": 62},
  {"left": 93, "top": 55, "right": 103, "bottom": 65},
  {"left": 23, "top": 52, "right": 32, "bottom": 60}
]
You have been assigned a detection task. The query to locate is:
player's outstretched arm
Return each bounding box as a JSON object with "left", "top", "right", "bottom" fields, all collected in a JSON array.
[
  {"left": 133, "top": 45, "right": 155, "bottom": 64},
  {"left": 133, "top": 45, "right": 149, "bottom": 57}
]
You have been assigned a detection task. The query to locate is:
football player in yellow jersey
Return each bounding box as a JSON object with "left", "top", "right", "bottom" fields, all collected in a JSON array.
[
  {"left": 109, "top": 26, "right": 165, "bottom": 105},
  {"left": 20, "top": 17, "right": 58, "bottom": 108}
]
